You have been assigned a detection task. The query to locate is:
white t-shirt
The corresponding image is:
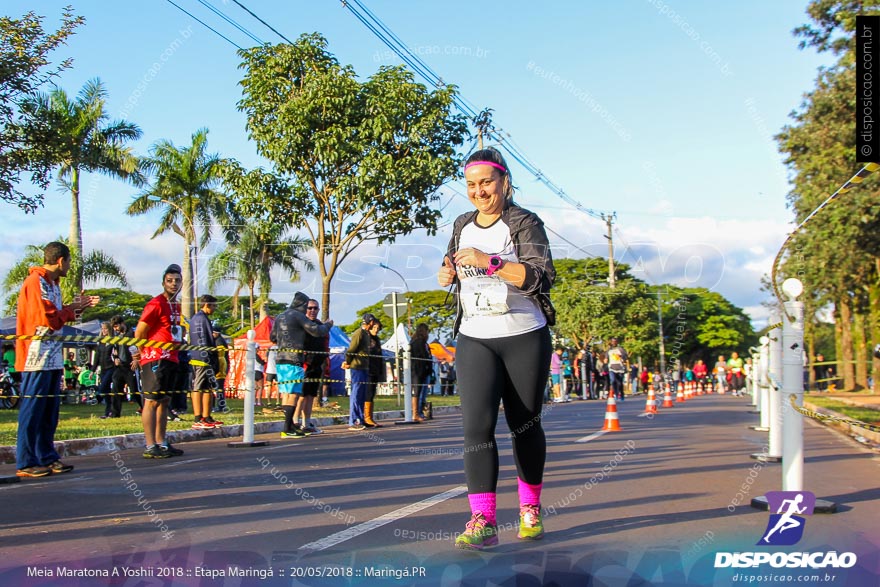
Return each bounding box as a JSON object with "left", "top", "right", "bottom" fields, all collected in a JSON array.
[
  {"left": 456, "top": 216, "right": 545, "bottom": 339},
  {"left": 266, "top": 348, "right": 277, "bottom": 375}
]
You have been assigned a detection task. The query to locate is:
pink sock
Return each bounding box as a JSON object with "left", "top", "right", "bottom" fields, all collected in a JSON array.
[
  {"left": 468, "top": 493, "right": 497, "bottom": 525},
  {"left": 518, "top": 478, "right": 543, "bottom": 506}
]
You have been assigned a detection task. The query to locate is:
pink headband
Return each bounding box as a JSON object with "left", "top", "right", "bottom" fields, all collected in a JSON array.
[{"left": 464, "top": 161, "right": 507, "bottom": 173}]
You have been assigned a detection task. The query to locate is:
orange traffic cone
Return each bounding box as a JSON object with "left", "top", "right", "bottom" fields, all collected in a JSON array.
[
  {"left": 644, "top": 386, "right": 657, "bottom": 414},
  {"left": 661, "top": 385, "right": 675, "bottom": 408},
  {"left": 676, "top": 384, "right": 685, "bottom": 403},
  {"left": 601, "top": 395, "right": 622, "bottom": 431}
]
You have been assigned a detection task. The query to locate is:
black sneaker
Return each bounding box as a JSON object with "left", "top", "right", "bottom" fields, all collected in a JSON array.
[
  {"left": 47, "top": 460, "right": 74, "bottom": 474},
  {"left": 143, "top": 445, "right": 170, "bottom": 459},
  {"left": 160, "top": 443, "right": 184, "bottom": 457}
]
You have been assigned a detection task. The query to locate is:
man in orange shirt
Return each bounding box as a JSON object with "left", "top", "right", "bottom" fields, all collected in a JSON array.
[{"left": 16, "top": 242, "right": 99, "bottom": 478}]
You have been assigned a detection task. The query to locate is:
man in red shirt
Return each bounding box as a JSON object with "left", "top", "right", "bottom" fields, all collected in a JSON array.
[{"left": 132, "top": 264, "right": 185, "bottom": 459}]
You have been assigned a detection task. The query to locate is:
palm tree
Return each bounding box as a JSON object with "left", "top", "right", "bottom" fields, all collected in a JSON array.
[
  {"left": 1, "top": 237, "right": 128, "bottom": 315},
  {"left": 29, "top": 78, "right": 142, "bottom": 290},
  {"left": 126, "top": 128, "right": 237, "bottom": 318},
  {"left": 207, "top": 224, "right": 313, "bottom": 328}
]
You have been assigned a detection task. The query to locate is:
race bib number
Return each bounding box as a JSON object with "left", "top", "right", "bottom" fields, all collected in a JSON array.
[{"left": 461, "top": 276, "right": 510, "bottom": 317}]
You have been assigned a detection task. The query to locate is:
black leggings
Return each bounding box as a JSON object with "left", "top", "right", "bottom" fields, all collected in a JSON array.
[{"left": 457, "top": 326, "right": 552, "bottom": 493}]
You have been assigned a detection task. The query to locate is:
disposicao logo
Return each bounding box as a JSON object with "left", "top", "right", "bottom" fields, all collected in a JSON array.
[
  {"left": 714, "top": 490, "right": 858, "bottom": 569},
  {"left": 758, "top": 491, "right": 815, "bottom": 546}
]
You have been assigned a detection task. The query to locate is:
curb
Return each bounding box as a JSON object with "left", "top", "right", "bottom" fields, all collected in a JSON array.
[
  {"left": 803, "top": 400, "right": 880, "bottom": 447},
  {"left": 0, "top": 405, "right": 462, "bottom": 463}
]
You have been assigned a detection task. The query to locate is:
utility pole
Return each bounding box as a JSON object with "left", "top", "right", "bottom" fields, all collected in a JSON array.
[
  {"left": 657, "top": 289, "right": 666, "bottom": 377},
  {"left": 474, "top": 108, "right": 494, "bottom": 150},
  {"left": 603, "top": 213, "right": 616, "bottom": 288}
]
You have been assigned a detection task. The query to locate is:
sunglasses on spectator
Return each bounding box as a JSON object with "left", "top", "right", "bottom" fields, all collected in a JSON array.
[{"left": 306, "top": 306, "right": 319, "bottom": 311}]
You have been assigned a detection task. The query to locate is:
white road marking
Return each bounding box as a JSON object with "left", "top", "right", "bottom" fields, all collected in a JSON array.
[
  {"left": 576, "top": 430, "right": 608, "bottom": 443},
  {"left": 160, "top": 458, "right": 212, "bottom": 467},
  {"left": 298, "top": 485, "right": 467, "bottom": 553}
]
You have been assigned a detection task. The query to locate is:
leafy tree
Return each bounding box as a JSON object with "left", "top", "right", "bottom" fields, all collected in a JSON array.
[
  {"left": 207, "top": 222, "right": 313, "bottom": 328},
  {"left": 0, "top": 6, "right": 84, "bottom": 213},
  {"left": 1, "top": 237, "right": 127, "bottom": 314},
  {"left": 76, "top": 288, "right": 151, "bottom": 324},
  {"left": 776, "top": 0, "right": 880, "bottom": 389},
  {"left": 25, "top": 79, "right": 142, "bottom": 291},
  {"left": 230, "top": 33, "right": 468, "bottom": 320},
  {"left": 127, "top": 128, "right": 238, "bottom": 318}
]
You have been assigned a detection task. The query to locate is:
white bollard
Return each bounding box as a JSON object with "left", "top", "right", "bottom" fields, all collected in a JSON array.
[
  {"left": 753, "top": 337, "right": 770, "bottom": 431},
  {"left": 228, "top": 329, "right": 267, "bottom": 448},
  {"left": 767, "top": 311, "right": 783, "bottom": 460},
  {"left": 404, "top": 347, "right": 414, "bottom": 421},
  {"left": 781, "top": 280, "right": 805, "bottom": 491},
  {"left": 244, "top": 330, "right": 256, "bottom": 443}
]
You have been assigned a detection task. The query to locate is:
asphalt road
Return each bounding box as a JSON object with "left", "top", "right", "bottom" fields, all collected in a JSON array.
[{"left": 1, "top": 393, "right": 878, "bottom": 586}]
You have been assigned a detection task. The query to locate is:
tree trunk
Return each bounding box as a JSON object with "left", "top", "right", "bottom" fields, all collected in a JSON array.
[
  {"left": 69, "top": 167, "right": 84, "bottom": 292},
  {"left": 248, "top": 284, "right": 255, "bottom": 328},
  {"left": 870, "top": 258, "right": 880, "bottom": 394},
  {"left": 853, "top": 309, "right": 868, "bottom": 390},
  {"left": 181, "top": 238, "right": 194, "bottom": 319},
  {"left": 838, "top": 296, "right": 855, "bottom": 391}
]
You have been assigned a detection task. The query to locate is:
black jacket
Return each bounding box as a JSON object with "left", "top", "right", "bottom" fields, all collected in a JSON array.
[
  {"left": 270, "top": 292, "right": 332, "bottom": 366},
  {"left": 446, "top": 204, "right": 556, "bottom": 335}
]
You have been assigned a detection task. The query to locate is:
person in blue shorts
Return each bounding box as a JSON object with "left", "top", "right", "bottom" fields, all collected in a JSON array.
[{"left": 270, "top": 292, "right": 333, "bottom": 438}]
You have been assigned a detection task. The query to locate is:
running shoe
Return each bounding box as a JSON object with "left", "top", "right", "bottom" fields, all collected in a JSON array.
[
  {"left": 203, "top": 417, "right": 223, "bottom": 426},
  {"left": 280, "top": 430, "right": 305, "bottom": 438},
  {"left": 160, "top": 443, "right": 184, "bottom": 457},
  {"left": 47, "top": 460, "right": 74, "bottom": 474},
  {"left": 348, "top": 424, "right": 366, "bottom": 431},
  {"left": 16, "top": 466, "right": 52, "bottom": 478},
  {"left": 517, "top": 504, "right": 544, "bottom": 540},
  {"left": 143, "top": 445, "right": 170, "bottom": 459},
  {"left": 454, "top": 512, "right": 498, "bottom": 550},
  {"left": 303, "top": 423, "right": 322, "bottom": 434},
  {"left": 192, "top": 419, "right": 213, "bottom": 430}
]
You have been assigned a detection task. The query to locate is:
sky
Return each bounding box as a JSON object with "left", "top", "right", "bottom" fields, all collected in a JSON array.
[{"left": 0, "top": 0, "right": 836, "bottom": 329}]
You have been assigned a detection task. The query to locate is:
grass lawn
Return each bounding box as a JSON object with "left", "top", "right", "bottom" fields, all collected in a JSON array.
[
  {"left": 0, "top": 393, "right": 462, "bottom": 446},
  {"left": 804, "top": 395, "right": 880, "bottom": 425}
]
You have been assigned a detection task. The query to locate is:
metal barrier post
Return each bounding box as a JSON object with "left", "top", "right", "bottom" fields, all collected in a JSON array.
[
  {"left": 228, "top": 329, "right": 268, "bottom": 448},
  {"left": 751, "top": 336, "right": 771, "bottom": 432},
  {"left": 396, "top": 345, "right": 418, "bottom": 425},
  {"left": 752, "top": 279, "right": 836, "bottom": 513}
]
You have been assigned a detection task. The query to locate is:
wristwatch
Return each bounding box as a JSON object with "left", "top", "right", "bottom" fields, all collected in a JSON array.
[{"left": 486, "top": 255, "right": 504, "bottom": 276}]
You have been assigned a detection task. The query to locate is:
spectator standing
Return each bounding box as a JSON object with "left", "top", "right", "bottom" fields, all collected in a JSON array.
[
  {"left": 189, "top": 295, "right": 222, "bottom": 429},
  {"left": 265, "top": 346, "right": 279, "bottom": 409},
  {"left": 271, "top": 292, "right": 333, "bottom": 437},
  {"left": 343, "top": 313, "right": 376, "bottom": 429},
  {"left": 95, "top": 321, "right": 116, "bottom": 417},
  {"left": 607, "top": 337, "right": 629, "bottom": 401},
  {"left": 109, "top": 316, "right": 141, "bottom": 418},
  {"left": 299, "top": 299, "right": 329, "bottom": 432},
  {"left": 15, "top": 241, "right": 99, "bottom": 477},
  {"left": 131, "top": 264, "right": 185, "bottom": 459},
  {"left": 410, "top": 323, "right": 433, "bottom": 419},
  {"left": 63, "top": 351, "right": 77, "bottom": 391},
  {"left": 213, "top": 329, "right": 229, "bottom": 413},
  {"left": 813, "top": 354, "right": 828, "bottom": 392},
  {"left": 550, "top": 347, "right": 563, "bottom": 402},
  {"left": 364, "top": 318, "right": 385, "bottom": 427}
]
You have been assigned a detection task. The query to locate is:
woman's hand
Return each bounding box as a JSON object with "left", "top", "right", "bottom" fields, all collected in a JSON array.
[{"left": 438, "top": 255, "right": 457, "bottom": 287}]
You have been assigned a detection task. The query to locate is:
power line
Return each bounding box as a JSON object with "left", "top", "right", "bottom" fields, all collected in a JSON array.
[
  {"left": 195, "top": 0, "right": 264, "bottom": 45},
  {"left": 230, "top": 0, "right": 294, "bottom": 44},
  {"left": 163, "top": 0, "right": 244, "bottom": 50},
  {"left": 340, "top": 0, "right": 612, "bottom": 223}
]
